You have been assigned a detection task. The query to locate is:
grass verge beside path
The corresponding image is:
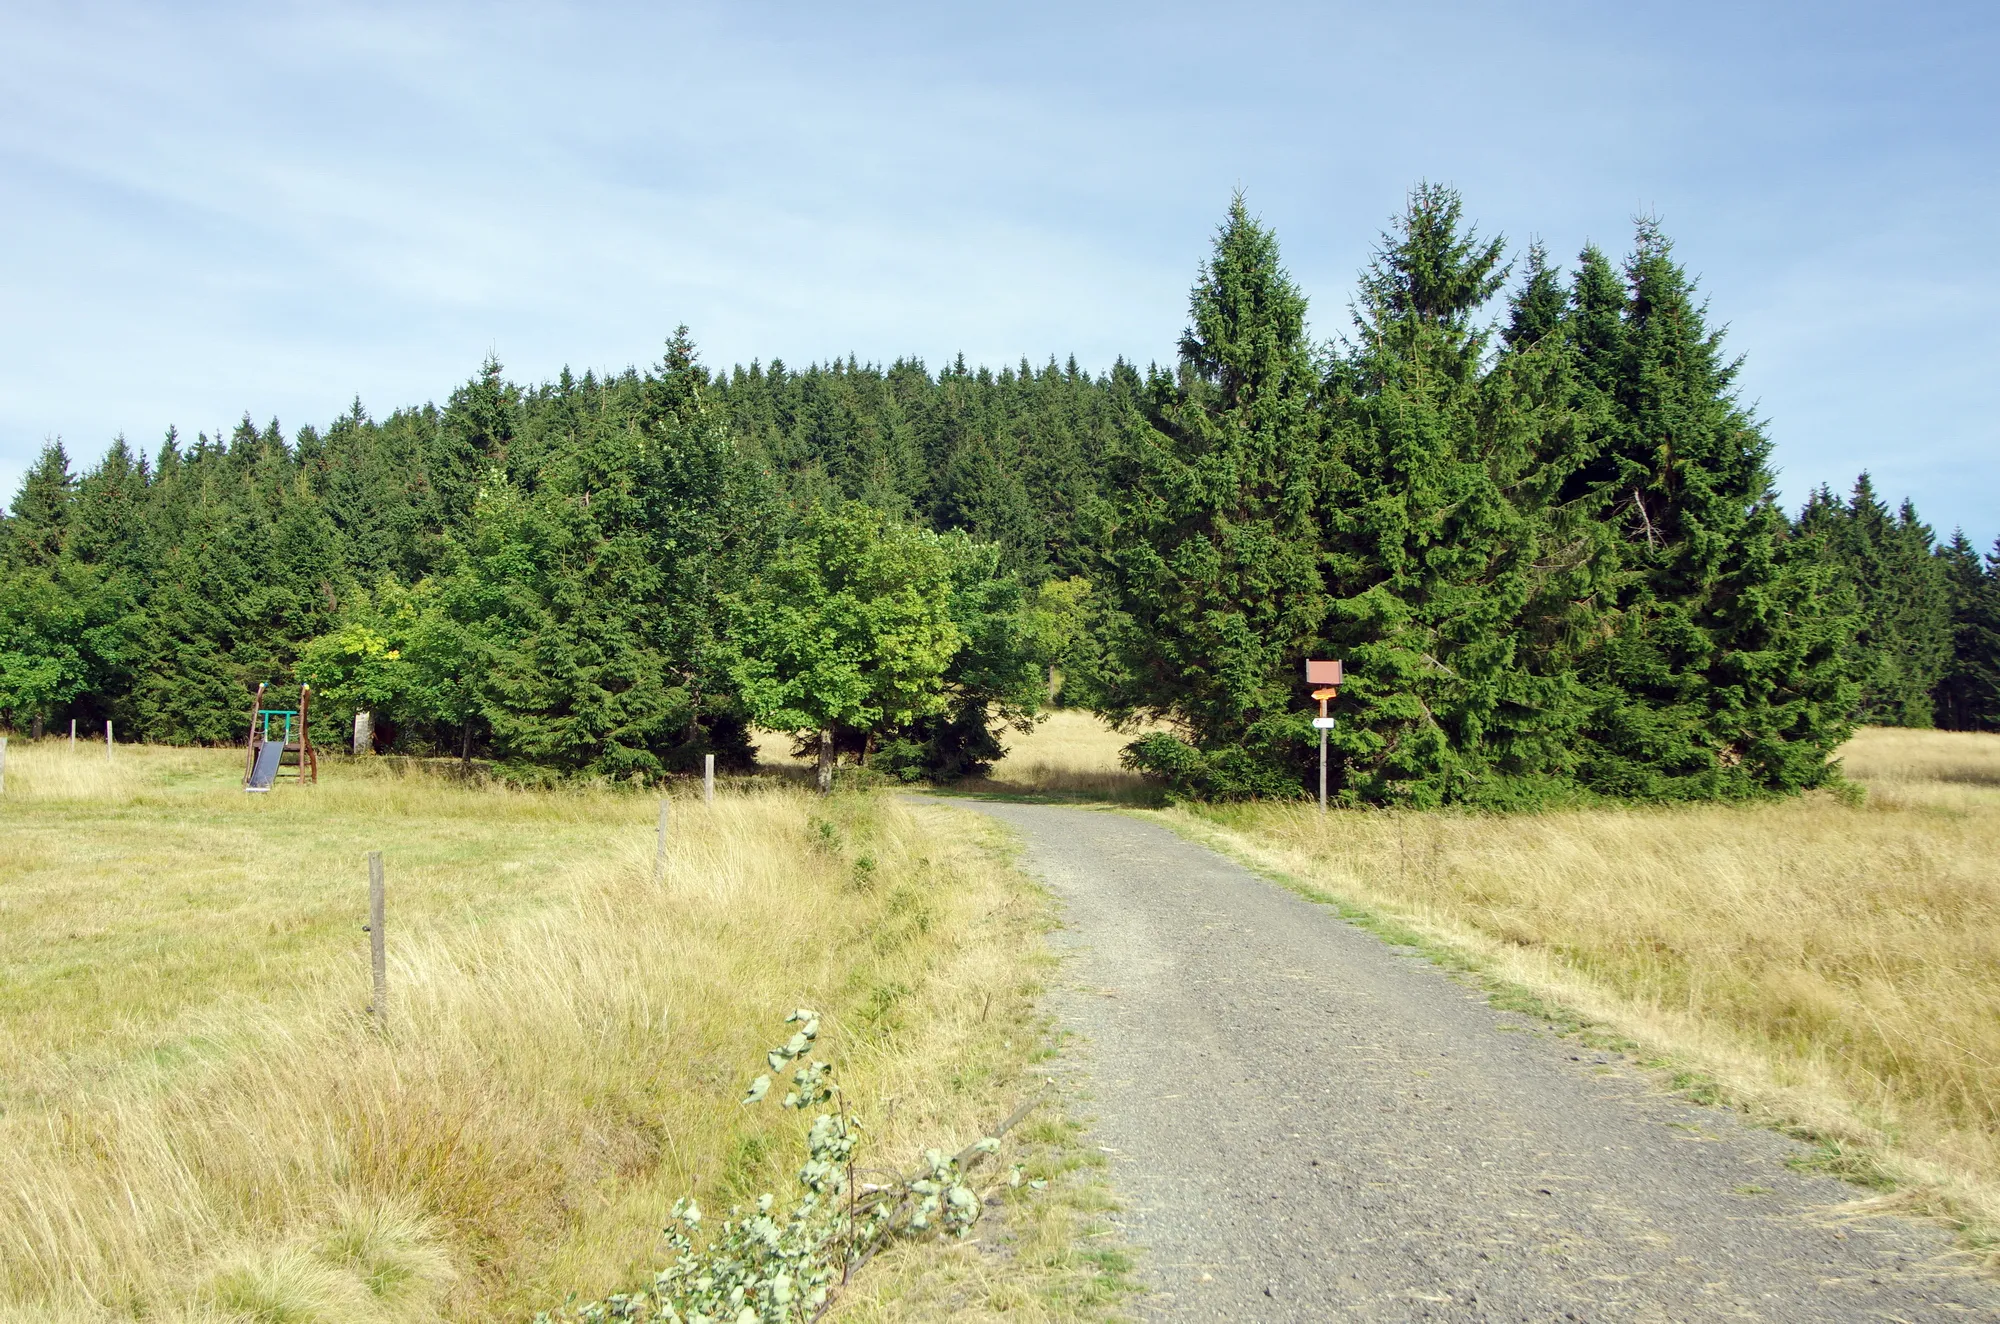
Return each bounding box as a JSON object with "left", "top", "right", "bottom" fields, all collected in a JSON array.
[
  {"left": 0, "top": 742, "right": 1127, "bottom": 1323},
  {"left": 1149, "top": 727, "right": 2000, "bottom": 1260}
]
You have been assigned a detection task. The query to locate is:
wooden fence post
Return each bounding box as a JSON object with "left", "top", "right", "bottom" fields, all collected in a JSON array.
[
  {"left": 0, "top": 736, "right": 8, "bottom": 796},
  {"left": 653, "top": 799, "right": 670, "bottom": 882},
  {"left": 105, "top": 720, "right": 113, "bottom": 761},
  {"left": 704, "top": 753, "right": 715, "bottom": 804},
  {"left": 70, "top": 719, "right": 76, "bottom": 752},
  {"left": 367, "top": 851, "right": 387, "bottom": 1028}
]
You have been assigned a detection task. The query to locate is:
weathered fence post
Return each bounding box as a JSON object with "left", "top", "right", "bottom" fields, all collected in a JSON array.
[
  {"left": 704, "top": 753, "right": 715, "bottom": 804},
  {"left": 0, "top": 736, "right": 9, "bottom": 795},
  {"left": 105, "top": 720, "right": 113, "bottom": 761},
  {"left": 70, "top": 719, "right": 76, "bottom": 752},
  {"left": 653, "top": 799, "right": 670, "bottom": 882},
  {"left": 353, "top": 710, "right": 374, "bottom": 756},
  {"left": 366, "top": 851, "right": 387, "bottom": 1028}
]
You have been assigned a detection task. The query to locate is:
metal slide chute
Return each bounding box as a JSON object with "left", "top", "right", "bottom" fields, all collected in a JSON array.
[{"left": 243, "top": 683, "right": 318, "bottom": 791}]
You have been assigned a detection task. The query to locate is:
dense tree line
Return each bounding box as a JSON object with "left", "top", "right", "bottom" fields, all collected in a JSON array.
[
  {"left": 3, "top": 186, "right": 1994, "bottom": 799},
  {"left": 0, "top": 332, "right": 1093, "bottom": 781}
]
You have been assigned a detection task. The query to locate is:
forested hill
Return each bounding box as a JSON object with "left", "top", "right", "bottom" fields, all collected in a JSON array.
[{"left": 4, "top": 185, "right": 1996, "bottom": 803}]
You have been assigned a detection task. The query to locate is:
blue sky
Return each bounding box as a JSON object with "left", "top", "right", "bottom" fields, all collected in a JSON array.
[{"left": 4, "top": 1, "right": 1995, "bottom": 544}]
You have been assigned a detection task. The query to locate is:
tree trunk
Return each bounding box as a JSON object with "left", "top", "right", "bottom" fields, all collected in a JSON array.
[
  {"left": 816, "top": 726, "right": 835, "bottom": 795},
  {"left": 461, "top": 721, "right": 472, "bottom": 775}
]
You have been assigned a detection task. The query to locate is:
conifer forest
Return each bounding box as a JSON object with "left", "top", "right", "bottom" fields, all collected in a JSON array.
[{"left": 4, "top": 185, "right": 1995, "bottom": 804}]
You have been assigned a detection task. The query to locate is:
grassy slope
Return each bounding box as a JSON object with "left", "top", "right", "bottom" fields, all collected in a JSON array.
[
  {"left": 0, "top": 743, "right": 1126, "bottom": 1323},
  {"left": 1153, "top": 725, "right": 2000, "bottom": 1253}
]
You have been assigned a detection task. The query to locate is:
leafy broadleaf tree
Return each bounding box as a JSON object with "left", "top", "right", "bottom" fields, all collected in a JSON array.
[
  {"left": 727, "top": 501, "right": 965, "bottom": 792},
  {"left": 297, "top": 578, "right": 484, "bottom": 760},
  {"left": 874, "top": 544, "right": 1059, "bottom": 782}
]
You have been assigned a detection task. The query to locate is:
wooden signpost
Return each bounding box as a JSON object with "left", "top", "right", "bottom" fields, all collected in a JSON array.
[{"left": 1306, "top": 658, "right": 1343, "bottom": 813}]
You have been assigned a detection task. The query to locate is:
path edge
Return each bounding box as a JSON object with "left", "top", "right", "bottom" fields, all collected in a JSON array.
[{"left": 1130, "top": 803, "right": 2000, "bottom": 1271}]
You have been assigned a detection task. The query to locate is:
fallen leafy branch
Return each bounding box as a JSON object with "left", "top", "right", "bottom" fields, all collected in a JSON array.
[{"left": 535, "top": 1011, "right": 1046, "bottom": 1323}]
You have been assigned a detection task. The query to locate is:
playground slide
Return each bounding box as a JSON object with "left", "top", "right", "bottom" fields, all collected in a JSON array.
[{"left": 247, "top": 740, "right": 285, "bottom": 791}]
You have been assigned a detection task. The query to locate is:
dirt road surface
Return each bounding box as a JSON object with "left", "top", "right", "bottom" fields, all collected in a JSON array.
[{"left": 947, "top": 799, "right": 1998, "bottom": 1322}]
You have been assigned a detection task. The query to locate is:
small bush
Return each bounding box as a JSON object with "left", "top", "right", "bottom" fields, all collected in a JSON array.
[{"left": 1119, "top": 732, "right": 1304, "bottom": 801}]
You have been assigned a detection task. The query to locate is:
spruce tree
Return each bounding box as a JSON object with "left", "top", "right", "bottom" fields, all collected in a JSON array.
[
  {"left": 428, "top": 331, "right": 759, "bottom": 778},
  {"left": 1317, "top": 184, "right": 1607, "bottom": 805},
  {"left": 430, "top": 357, "right": 514, "bottom": 530},
  {"left": 1101, "top": 194, "right": 1330, "bottom": 796},
  {"left": 1935, "top": 530, "right": 2000, "bottom": 731},
  {"left": 1797, "top": 475, "right": 1952, "bottom": 726},
  {"left": 6, "top": 442, "right": 77, "bottom": 567},
  {"left": 1502, "top": 242, "right": 1567, "bottom": 350},
  {"left": 1573, "top": 222, "right": 1851, "bottom": 796}
]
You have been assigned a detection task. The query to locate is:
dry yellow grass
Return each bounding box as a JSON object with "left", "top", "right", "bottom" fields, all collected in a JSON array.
[
  {"left": 970, "top": 711, "right": 1161, "bottom": 800},
  {"left": 0, "top": 741, "right": 1117, "bottom": 1322},
  {"left": 750, "top": 711, "right": 1162, "bottom": 799},
  {"left": 1143, "top": 724, "right": 2000, "bottom": 1245}
]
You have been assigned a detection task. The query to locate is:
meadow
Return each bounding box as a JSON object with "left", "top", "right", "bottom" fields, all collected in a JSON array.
[
  {"left": 0, "top": 742, "right": 1121, "bottom": 1323},
  {"left": 966, "top": 712, "right": 1160, "bottom": 802},
  {"left": 715, "top": 710, "right": 2000, "bottom": 1249},
  {"left": 1151, "top": 725, "right": 2000, "bottom": 1250},
  {"left": 8, "top": 716, "right": 1997, "bottom": 1319}
]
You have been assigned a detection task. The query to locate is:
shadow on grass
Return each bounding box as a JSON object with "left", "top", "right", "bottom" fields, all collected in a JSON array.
[{"left": 916, "top": 776, "right": 1167, "bottom": 808}]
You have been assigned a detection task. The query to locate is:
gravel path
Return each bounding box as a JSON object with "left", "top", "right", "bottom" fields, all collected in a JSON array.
[{"left": 945, "top": 799, "right": 1998, "bottom": 1322}]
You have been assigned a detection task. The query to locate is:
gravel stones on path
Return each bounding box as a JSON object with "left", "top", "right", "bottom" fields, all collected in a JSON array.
[{"left": 945, "top": 799, "right": 1997, "bottom": 1322}]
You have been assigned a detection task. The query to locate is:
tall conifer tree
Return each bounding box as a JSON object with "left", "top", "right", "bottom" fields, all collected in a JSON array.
[
  {"left": 1934, "top": 530, "right": 2000, "bottom": 730},
  {"left": 1100, "top": 195, "right": 1331, "bottom": 795},
  {"left": 1573, "top": 223, "right": 1851, "bottom": 796},
  {"left": 1317, "top": 184, "right": 1607, "bottom": 804}
]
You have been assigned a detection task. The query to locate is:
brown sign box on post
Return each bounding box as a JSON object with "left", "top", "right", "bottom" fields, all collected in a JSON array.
[{"left": 1305, "top": 659, "right": 1343, "bottom": 686}]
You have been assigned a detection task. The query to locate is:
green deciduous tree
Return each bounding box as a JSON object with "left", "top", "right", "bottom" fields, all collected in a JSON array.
[{"left": 727, "top": 501, "right": 965, "bottom": 791}]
